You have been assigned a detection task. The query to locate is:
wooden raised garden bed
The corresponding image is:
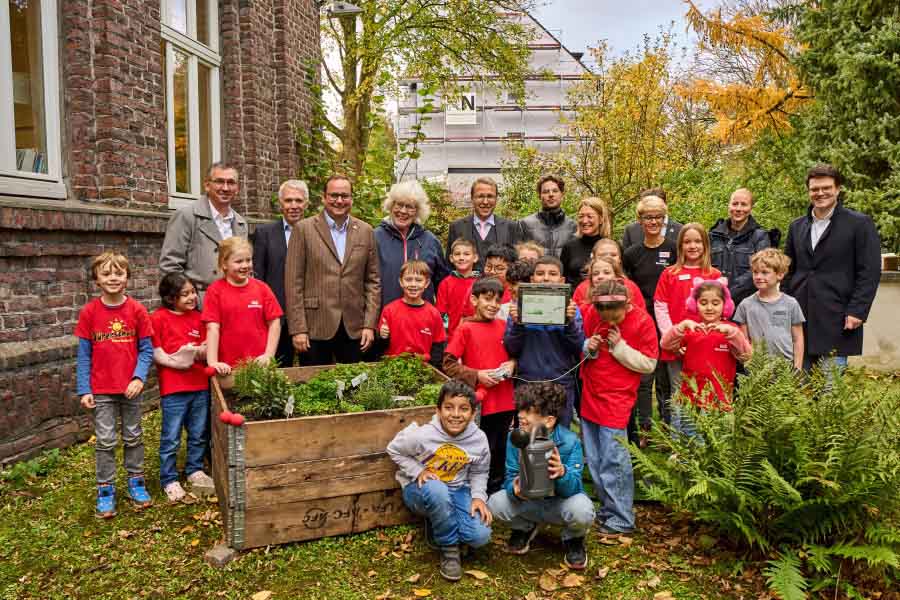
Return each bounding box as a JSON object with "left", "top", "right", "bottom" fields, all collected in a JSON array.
[{"left": 210, "top": 363, "right": 448, "bottom": 550}]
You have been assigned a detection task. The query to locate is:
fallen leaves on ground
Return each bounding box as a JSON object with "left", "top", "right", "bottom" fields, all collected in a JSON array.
[
  {"left": 538, "top": 572, "right": 559, "bottom": 592},
  {"left": 653, "top": 592, "right": 675, "bottom": 600},
  {"left": 406, "top": 573, "right": 421, "bottom": 584},
  {"left": 562, "top": 573, "right": 585, "bottom": 588},
  {"left": 411, "top": 588, "right": 431, "bottom": 597},
  {"left": 251, "top": 592, "right": 272, "bottom": 600},
  {"left": 465, "top": 569, "right": 489, "bottom": 580},
  {"left": 596, "top": 567, "right": 610, "bottom": 579}
]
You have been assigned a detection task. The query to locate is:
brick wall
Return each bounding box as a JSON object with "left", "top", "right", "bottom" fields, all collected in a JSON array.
[{"left": 0, "top": 0, "right": 320, "bottom": 464}]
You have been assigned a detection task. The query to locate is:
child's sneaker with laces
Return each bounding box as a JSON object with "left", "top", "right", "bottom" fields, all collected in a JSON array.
[
  {"left": 95, "top": 483, "right": 117, "bottom": 519},
  {"left": 505, "top": 525, "right": 539, "bottom": 555},
  {"left": 127, "top": 475, "right": 153, "bottom": 508},
  {"left": 164, "top": 481, "right": 187, "bottom": 502},
  {"left": 187, "top": 471, "right": 215, "bottom": 495},
  {"left": 563, "top": 537, "right": 588, "bottom": 570}
]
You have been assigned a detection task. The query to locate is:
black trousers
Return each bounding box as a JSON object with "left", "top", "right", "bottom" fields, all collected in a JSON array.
[
  {"left": 301, "top": 319, "right": 364, "bottom": 365},
  {"left": 481, "top": 410, "right": 515, "bottom": 494},
  {"left": 274, "top": 323, "right": 297, "bottom": 368}
]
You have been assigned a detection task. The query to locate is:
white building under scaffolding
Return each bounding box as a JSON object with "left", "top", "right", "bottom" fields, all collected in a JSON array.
[{"left": 393, "top": 11, "right": 592, "bottom": 205}]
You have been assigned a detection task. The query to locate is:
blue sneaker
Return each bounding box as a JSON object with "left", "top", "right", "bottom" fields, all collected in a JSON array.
[
  {"left": 95, "top": 483, "right": 117, "bottom": 519},
  {"left": 127, "top": 476, "right": 153, "bottom": 509}
]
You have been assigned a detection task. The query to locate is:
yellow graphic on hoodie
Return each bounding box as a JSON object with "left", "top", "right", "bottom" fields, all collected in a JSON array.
[{"left": 425, "top": 444, "right": 470, "bottom": 482}]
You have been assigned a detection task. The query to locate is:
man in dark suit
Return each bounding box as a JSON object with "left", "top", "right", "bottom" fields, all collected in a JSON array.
[
  {"left": 621, "top": 188, "right": 682, "bottom": 249},
  {"left": 446, "top": 176, "right": 524, "bottom": 271},
  {"left": 784, "top": 164, "right": 881, "bottom": 371},
  {"left": 284, "top": 175, "right": 381, "bottom": 365},
  {"left": 253, "top": 179, "right": 308, "bottom": 367}
]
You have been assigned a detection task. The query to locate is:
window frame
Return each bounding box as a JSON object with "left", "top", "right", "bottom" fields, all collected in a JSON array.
[
  {"left": 161, "top": 0, "right": 221, "bottom": 210},
  {"left": 0, "top": 0, "right": 65, "bottom": 199}
]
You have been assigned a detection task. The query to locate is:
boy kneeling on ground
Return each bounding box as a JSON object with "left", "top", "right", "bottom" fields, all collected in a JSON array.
[
  {"left": 488, "top": 382, "right": 595, "bottom": 569},
  {"left": 387, "top": 380, "right": 492, "bottom": 582}
]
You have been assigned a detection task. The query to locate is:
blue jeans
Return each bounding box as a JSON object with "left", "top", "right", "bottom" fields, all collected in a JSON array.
[
  {"left": 581, "top": 420, "right": 634, "bottom": 533},
  {"left": 488, "top": 489, "right": 595, "bottom": 541},
  {"left": 803, "top": 354, "right": 847, "bottom": 373},
  {"left": 402, "top": 481, "right": 492, "bottom": 548},
  {"left": 159, "top": 390, "right": 210, "bottom": 486}
]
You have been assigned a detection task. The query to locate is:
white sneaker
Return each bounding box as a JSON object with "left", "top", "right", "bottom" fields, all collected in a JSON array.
[
  {"left": 187, "top": 471, "right": 215, "bottom": 493},
  {"left": 164, "top": 481, "right": 187, "bottom": 502}
]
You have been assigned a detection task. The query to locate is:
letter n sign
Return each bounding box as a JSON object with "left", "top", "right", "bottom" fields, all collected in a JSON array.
[{"left": 446, "top": 91, "right": 477, "bottom": 125}]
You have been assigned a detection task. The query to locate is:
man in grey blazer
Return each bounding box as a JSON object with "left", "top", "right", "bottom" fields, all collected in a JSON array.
[
  {"left": 159, "top": 162, "right": 249, "bottom": 292},
  {"left": 284, "top": 175, "right": 381, "bottom": 365},
  {"left": 621, "top": 188, "right": 681, "bottom": 250},
  {"left": 446, "top": 176, "right": 524, "bottom": 272},
  {"left": 253, "top": 179, "right": 309, "bottom": 367}
]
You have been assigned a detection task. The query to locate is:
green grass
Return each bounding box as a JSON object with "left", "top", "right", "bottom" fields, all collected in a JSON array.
[{"left": 1, "top": 410, "right": 776, "bottom": 600}]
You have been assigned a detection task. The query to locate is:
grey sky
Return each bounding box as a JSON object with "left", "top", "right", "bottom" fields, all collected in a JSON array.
[{"left": 532, "top": 0, "right": 719, "bottom": 61}]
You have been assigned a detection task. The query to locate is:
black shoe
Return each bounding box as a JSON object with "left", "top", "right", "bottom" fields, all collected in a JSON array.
[
  {"left": 439, "top": 545, "right": 462, "bottom": 581},
  {"left": 563, "top": 537, "right": 588, "bottom": 570},
  {"left": 505, "top": 525, "right": 539, "bottom": 555},
  {"left": 423, "top": 518, "right": 438, "bottom": 550}
]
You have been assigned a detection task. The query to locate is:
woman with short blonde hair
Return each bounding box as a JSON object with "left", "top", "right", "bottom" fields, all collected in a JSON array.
[{"left": 374, "top": 180, "right": 449, "bottom": 310}]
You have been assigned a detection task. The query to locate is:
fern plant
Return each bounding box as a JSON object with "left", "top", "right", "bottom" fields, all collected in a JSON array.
[{"left": 630, "top": 349, "right": 900, "bottom": 599}]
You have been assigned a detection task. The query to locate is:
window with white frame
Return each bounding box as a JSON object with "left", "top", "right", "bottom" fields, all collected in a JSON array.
[
  {"left": 161, "top": 0, "right": 221, "bottom": 208},
  {"left": 0, "top": 0, "right": 63, "bottom": 199}
]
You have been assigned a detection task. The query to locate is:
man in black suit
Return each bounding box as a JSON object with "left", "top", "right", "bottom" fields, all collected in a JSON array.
[
  {"left": 446, "top": 176, "right": 524, "bottom": 272},
  {"left": 253, "top": 179, "right": 308, "bottom": 367},
  {"left": 784, "top": 164, "right": 881, "bottom": 371},
  {"left": 621, "top": 188, "right": 682, "bottom": 249}
]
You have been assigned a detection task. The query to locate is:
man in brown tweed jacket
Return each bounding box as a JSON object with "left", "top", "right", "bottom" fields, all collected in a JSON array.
[{"left": 284, "top": 175, "right": 382, "bottom": 364}]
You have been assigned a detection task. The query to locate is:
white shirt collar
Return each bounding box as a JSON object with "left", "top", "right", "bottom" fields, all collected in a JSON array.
[
  {"left": 208, "top": 198, "right": 234, "bottom": 223},
  {"left": 324, "top": 211, "right": 349, "bottom": 232},
  {"left": 812, "top": 205, "right": 836, "bottom": 223},
  {"left": 474, "top": 213, "right": 495, "bottom": 226}
]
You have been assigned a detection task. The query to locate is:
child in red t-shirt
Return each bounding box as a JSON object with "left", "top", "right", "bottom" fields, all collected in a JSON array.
[
  {"left": 460, "top": 244, "right": 515, "bottom": 322},
  {"left": 573, "top": 255, "right": 645, "bottom": 313},
  {"left": 151, "top": 273, "right": 215, "bottom": 502},
  {"left": 443, "top": 277, "right": 516, "bottom": 494},
  {"left": 580, "top": 279, "right": 658, "bottom": 535},
  {"left": 661, "top": 278, "right": 752, "bottom": 438},
  {"left": 436, "top": 238, "right": 479, "bottom": 339},
  {"left": 653, "top": 223, "right": 722, "bottom": 396},
  {"left": 202, "top": 237, "right": 283, "bottom": 373},
  {"left": 75, "top": 252, "right": 154, "bottom": 518},
  {"left": 380, "top": 260, "right": 447, "bottom": 361}
]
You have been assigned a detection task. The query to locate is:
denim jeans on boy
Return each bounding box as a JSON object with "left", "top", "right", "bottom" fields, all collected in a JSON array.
[
  {"left": 670, "top": 403, "right": 704, "bottom": 441},
  {"left": 488, "top": 490, "right": 595, "bottom": 541},
  {"left": 581, "top": 420, "right": 634, "bottom": 533},
  {"left": 94, "top": 394, "right": 144, "bottom": 484},
  {"left": 802, "top": 354, "right": 847, "bottom": 373},
  {"left": 159, "top": 390, "right": 210, "bottom": 486},
  {"left": 402, "top": 480, "right": 492, "bottom": 547}
]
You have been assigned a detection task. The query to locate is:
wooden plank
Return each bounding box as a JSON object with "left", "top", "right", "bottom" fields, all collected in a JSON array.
[
  {"left": 243, "top": 406, "right": 435, "bottom": 467},
  {"left": 243, "top": 452, "right": 399, "bottom": 507},
  {"left": 241, "top": 488, "right": 413, "bottom": 548},
  {"left": 209, "top": 379, "right": 231, "bottom": 536}
]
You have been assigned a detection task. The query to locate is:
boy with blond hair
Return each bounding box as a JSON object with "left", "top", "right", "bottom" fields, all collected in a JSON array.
[
  {"left": 76, "top": 252, "right": 154, "bottom": 518},
  {"left": 734, "top": 248, "right": 805, "bottom": 370}
]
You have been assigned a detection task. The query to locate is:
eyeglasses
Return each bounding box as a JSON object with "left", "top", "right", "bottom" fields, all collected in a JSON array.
[
  {"left": 484, "top": 263, "right": 508, "bottom": 274},
  {"left": 393, "top": 202, "right": 417, "bottom": 213},
  {"left": 327, "top": 192, "right": 352, "bottom": 200},
  {"left": 210, "top": 178, "right": 238, "bottom": 187},
  {"left": 640, "top": 215, "right": 665, "bottom": 223}
]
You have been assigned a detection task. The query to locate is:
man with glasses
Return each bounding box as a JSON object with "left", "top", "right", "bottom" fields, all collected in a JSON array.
[
  {"left": 284, "top": 175, "right": 381, "bottom": 365},
  {"left": 160, "top": 162, "right": 249, "bottom": 294},
  {"left": 446, "top": 176, "right": 525, "bottom": 272},
  {"left": 620, "top": 188, "right": 682, "bottom": 250}
]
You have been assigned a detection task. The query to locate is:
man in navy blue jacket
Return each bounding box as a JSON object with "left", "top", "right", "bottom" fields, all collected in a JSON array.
[{"left": 784, "top": 164, "right": 881, "bottom": 371}]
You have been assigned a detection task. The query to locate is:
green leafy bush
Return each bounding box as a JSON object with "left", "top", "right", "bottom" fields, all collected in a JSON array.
[
  {"left": 629, "top": 350, "right": 900, "bottom": 599},
  {"left": 231, "top": 355, "right": 438, "bottom": 420}
]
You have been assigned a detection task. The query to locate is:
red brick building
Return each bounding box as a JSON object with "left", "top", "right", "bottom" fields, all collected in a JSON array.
[{"left": 0, "top": 0, "right": 320, "bottom": 463}]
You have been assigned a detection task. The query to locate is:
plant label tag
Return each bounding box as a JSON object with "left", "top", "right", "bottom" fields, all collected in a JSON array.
[
  {"left": 336, "top": 380, "right": 345, "bottom": 400},
  {"left": 285, "top": 394, "right": 295, "bottom": 418},
  {"left": 351, "top": 372, "right": 369, "bottom": 388}
]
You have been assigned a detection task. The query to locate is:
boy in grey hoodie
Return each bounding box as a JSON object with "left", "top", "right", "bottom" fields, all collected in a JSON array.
[{"left": 387, "top": 380, "right": 493, "bottom": 581}]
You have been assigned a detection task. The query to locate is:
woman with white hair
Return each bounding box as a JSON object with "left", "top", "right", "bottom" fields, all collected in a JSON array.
[{"left": 374, "top": 180, "right": 450, "bottom": 309}]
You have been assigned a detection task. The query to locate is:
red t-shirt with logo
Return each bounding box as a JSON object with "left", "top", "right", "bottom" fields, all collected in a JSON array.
[
  {"left": 435, "top": 274, "right": 478, "bottom": 339},
  {"left": 676, "top": 325, "right": 739, "bottom": 408},
  {"left": 579, "top": 305, "right": 659, "bottom": 429},
  {"left": 445, "top": 319, "right": 514, "bottom": 416},
  {"left": 460, "top": 286, "right": 512, "bottom": 321},
  {"left": 201, "top": 278, "right": 283, "bottom": 367},
  {"left": 653, "top": 265, "right": 721, "bottom": 361},
  {"left": 573, "top": 277, "right": 646, "bottom": 313},
  {"left": 151, "top": 308, "right": 209, "bottom": 396},
  {"left": 380, "top": 299, "right": 447, "bottom": 361},
  {"left": 74, "top": 297, "right": 153, "bottom": 395}
]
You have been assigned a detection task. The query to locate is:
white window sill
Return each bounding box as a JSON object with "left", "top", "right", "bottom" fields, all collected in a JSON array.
[
  {"left": 168, "top": 194, "right": 199, "bottom": 210},
  {"left": 0, "top": 175, "right": 66, "bottom": 199}
]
